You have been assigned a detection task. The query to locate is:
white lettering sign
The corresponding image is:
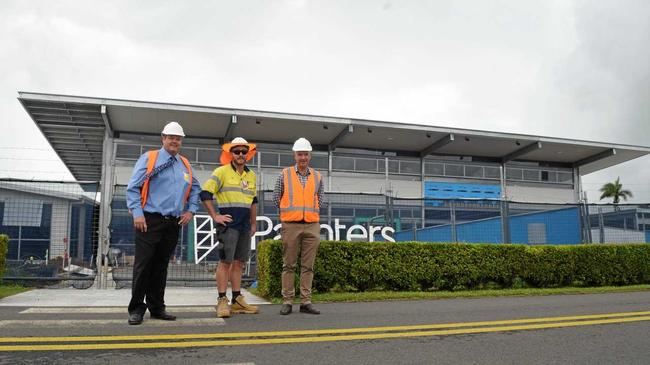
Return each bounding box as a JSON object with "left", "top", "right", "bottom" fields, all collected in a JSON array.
[{"left": 193, "top": 215, "right": 396, "bottom": 263}]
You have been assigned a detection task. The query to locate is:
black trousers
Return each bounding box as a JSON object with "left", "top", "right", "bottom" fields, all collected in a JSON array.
[{"left": 128, "top": 212, "right": 180, "bottom": 315}]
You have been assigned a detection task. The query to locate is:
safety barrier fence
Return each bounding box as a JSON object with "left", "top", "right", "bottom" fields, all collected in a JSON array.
[{"left": 1, "top": 179, "right": 648, "bottom": 288}]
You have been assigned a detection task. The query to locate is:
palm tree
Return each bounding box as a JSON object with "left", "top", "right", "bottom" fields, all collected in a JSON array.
[{"left": 599, "top": 177, "right": 633, "bottom": 204}]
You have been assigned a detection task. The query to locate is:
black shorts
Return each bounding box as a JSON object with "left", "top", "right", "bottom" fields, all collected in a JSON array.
[{"left": 217, "top": 228, "right": 251, "bottom": 263}]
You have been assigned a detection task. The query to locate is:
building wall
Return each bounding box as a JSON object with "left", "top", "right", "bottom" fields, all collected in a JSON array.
[
  {"left": 506, "top": 182, "right": 576, "bottom": 203},
  {"left": 0, "top": 189, "right": 71, "bottom": 259},
  {"left": 112, "top": 144, "right": 578, "bottom": 204}
]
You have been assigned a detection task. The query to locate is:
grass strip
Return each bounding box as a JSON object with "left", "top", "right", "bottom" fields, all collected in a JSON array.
[
  {"left": 0, "top": 284, "right": 30, "bottom": 300},
  {"left": 250, "top": 284, "right": 650, "bottom": 304}
]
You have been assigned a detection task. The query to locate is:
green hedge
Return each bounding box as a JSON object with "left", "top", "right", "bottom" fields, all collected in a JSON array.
[
  {"left": 256, "top": 240, "right": 650, "bottom": 298},
  {"left": 0, "top": 234, "right": 8, "bottom": 282}
]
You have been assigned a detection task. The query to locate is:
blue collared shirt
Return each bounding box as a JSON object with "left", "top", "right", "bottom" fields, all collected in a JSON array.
[{"left": 126, "top": 147, "right": 201, "bottom": 218}]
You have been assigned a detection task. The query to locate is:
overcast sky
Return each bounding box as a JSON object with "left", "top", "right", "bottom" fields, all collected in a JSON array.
[{"left": 0, "top": 0, "right": 648, "bottom": 202}]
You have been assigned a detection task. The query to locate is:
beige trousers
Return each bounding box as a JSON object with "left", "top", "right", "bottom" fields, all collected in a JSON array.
[{"left": 281, "top": 222, "right": 321, "bottom": 305}]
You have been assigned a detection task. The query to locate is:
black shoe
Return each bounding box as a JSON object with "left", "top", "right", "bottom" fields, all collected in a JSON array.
[
  {"left": 128, "top": 313, "right": 143, "bottom": 325},
  {"left": 299, "top": 304, "right": 320, "bottom": 315},
  {"left": 150, "top": 311, "right": 176, "bottom": 321},
  {"left": 280, "top": 304, "right": 292, "bottom": 315}
]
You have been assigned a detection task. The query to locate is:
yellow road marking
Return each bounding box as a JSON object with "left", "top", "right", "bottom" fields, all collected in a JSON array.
[
  {"left": 0, "top": 310, "right": 649, "bottom": 344},
  {"left": 1, "top": 315, "right": 649, "bottom": 351}
]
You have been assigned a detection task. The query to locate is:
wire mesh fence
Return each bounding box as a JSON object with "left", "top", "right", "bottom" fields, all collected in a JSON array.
[
  {"left": 0, "top": 179, "right": 100, "bottom": 288},
  {"left": 1, "top": 179, "right": 649, "bottom": 288}
]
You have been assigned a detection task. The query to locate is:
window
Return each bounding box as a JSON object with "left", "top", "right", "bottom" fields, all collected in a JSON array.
[
  {"left": 181, "top": 148, "right": 197, "bottom": 162},
  {"left": 506, "top": 168, "right": 523, "bottom": 180},
  {"left": 484, "top": 167, "right": 500, "bottom": 179},
  {"left": 331, "top": 208, "right": 353, "bottom": 216},
  {"left": 523, "top": 170, "right": 540, "bottom": 181},
  {"left": 332, "top": 156, "right": 354, "bottom": 171},
  {"left": 400, "top": 161, "right": 420, "bottom": 174},
  {"left": 445, "top": 164, "right": 464, "bottom": 177},
  {"left": 465, "top": 165, "right": 483, "bottom": 178},
  {"left": 115, "top": 144, "right": 140, "bottom": 159},
  {"left": 557, "top": 172, "right": 573, "bottom": 184},
  {"left": 355, "top": 208, "right": 378, "bottom": 217},
  {"left": 424, "top": 162, "right": 444, "bottom": 176},
  {"left": 388, "top": 160, "right": 399, "bottom": 173},
  {"left": 197, "top": 148, "right": 219, "bottom": 163},
  {"left": 261, "top": 152, "right": 279, "bottom": 167},
  {"left": 311, "top": 155, "right": 328, "bottom": 169},
  {"left": 356, "top": 158, "right": 378, "bottom": 172},
  {"left": 279, "top": 153, "right": 294, "bottom": 167},
  {"left": 541, "top": 170, "right": 549, "bottom": 181}
]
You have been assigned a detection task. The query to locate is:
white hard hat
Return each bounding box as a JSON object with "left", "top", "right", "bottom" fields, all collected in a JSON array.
[
  {"left": 292, "top": 137, "right": 312, "bottom": 152},
  {"left": 161, "top": 121, "right": 185, "bottom": 137},
  {"left": 230, "top": 137, "right": 249, "bottom": 147}
]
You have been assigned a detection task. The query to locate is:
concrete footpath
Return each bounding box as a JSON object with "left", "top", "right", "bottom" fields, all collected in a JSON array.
[{"left": 0, "top": 287, "right": 270, "bottom": 307}]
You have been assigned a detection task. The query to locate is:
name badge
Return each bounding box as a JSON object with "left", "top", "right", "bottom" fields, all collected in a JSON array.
[{"left": 184, "top": 173, "right": 190, "bottom": 182}]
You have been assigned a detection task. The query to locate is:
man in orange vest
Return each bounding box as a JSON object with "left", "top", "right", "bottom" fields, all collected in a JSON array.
[
  {"left": 125, "top": 121, "right": 201, "bottom": 325},
  {"left": 273, "top": 137, "right": 325, "bottom": 315}
]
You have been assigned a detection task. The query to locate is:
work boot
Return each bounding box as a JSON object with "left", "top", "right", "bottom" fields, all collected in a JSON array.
[
  {"left": 280, "top": 304, "right": 292, "bottom": 315},
  {"left": 231, "top": 295, "right": 260, "bottom": 314},
  {"left": 215, "top": 297, "right": 230, "bottom": 318},
  {"left": 299, "top": 303, "right": 320, "bottom": 315}
]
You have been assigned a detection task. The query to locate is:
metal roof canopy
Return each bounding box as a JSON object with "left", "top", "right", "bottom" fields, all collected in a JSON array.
[{"left": 18, "top": 91, "right": 650, "bottom": 181}]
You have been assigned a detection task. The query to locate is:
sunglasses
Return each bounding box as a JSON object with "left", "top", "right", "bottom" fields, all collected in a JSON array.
[{"left": 231, "top": 149, "right": 249, "bottom": 155}]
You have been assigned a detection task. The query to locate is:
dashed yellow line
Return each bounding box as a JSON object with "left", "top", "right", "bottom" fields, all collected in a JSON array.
[{"left": 1, "top": 311, "right": 649, "bottom": 351}]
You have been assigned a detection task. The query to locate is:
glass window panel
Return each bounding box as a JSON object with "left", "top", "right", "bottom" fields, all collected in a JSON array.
[
  {"left": 7, "top": 239, "right": 18, "bottom": 260},
  {"left": 484, "top": 166, "right": 500, "bottom": 179},
  {"left": 310, "top": 155, "right": 328, "bottom": 169},
  {"left": 0, "top": 226, "right": 20, "bottom": 239},
  {"left": 401, "top": 222, "right": 414, "bottom": 231},
  {"left": 506, "top": 168, "right": 523, "bottom": 180},
  {"left": 333, "top": 156, "right": 354, "bottom": 171},
  {"left": 181, "top": 148, "right": 197, "bottom": 161},
  {"left": 264, "top": 206, "right": 278, "bottom": 215},
  {"left": 261, "top": 152, "right": 279, "bottom": 167},
  {"left": 197, "top": 149, "right": 220, "bottom": 163},
  {"left": 400, "top": 161, "right": 420, "bottom": 174},
  {"left": 557, "top": 172, "right": 573, "bottom": 184},
  {"left": 399, "top": 209, "right": 413, "bottom": 218},
  {"left": 523, "top": 170, "right": 540, "bottom": 181},
  {"left": 115, "top": 144, "right": 141, "bottom": 159},
  {"left": 424, "top": 162, "right": 444, "bottom": 176},
  {"left": 425, "top": 209, "right": 450, "bottom": 220},
  {"left": 142, "top": 145, "right": 160, "bottom": 153},
  {"left": 541, "top": 170, "right": 549, "bottom": 181},
  {"left": 18, "top": 240, "right": 50, "bottom": 259},
  {"left": 465, "top": 165, "right": 483, "bottom": 178},
  {"left": 331, "top": 208, "right": 353, "bottom": 216},
  {"left": 388, "top": 160, "right": 399, "bottom": 173},
  {"left": 355, "top": 208, "right": 378, "bottom": 217},
  {"left": 445, "top": 164, "right": 464, "bottom": 177},
  {"left": 3, "top": 200, "right": 43, "bottom": 226},
  {"left": 111, "top": 200, "right": 128, "bottom": 210},
  {"left": 378, "top": 158, "right": 387, "bottom": 172},
  {"left": 279, "top": 153, "right": 294, "bottom": 167},
  {"left": 355, "top": 158, "right": 378, "bottom": 172}
]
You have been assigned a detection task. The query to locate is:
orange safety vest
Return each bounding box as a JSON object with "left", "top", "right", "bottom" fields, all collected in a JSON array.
[
  {"left": 279, "top": 167, "right": 321, "bottom": 223},
  {"left": 140, "top": 150, "right": 193, "bottom": 208}
]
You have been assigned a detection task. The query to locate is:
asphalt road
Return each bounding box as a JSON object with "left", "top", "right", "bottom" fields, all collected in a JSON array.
[{"left": 1, "top": 291, "right": 649, "bottom": 364}]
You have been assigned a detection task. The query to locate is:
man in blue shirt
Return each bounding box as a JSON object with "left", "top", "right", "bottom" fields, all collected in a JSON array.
[{"left": 125, "top": 121, "right": 201, "bottom": 325}]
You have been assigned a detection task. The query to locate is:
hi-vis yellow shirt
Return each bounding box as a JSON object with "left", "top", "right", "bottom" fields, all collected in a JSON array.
[{"left": 202, "top": 163, "right": 257, "bottom": 231}]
